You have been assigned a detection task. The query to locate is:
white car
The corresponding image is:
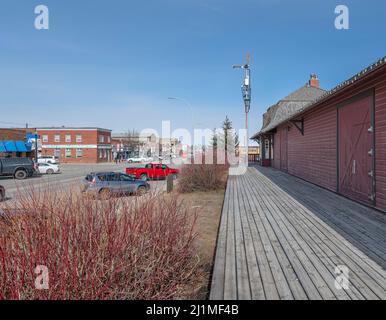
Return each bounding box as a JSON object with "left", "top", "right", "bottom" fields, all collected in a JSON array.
[
  {"left": 127, "top": 157, "right": 149, "bottom": 163},
  {"left": 38, "top": 156, "right": 59, "bottom": 165},
  {"left": 38, "top": 163, "right": 60, "bottom": 175}
]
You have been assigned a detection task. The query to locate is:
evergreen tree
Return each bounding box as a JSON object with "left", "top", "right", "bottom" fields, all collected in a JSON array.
[
  {"left": 211, "top": 128, "right": 218, "bottom": 148},
  {"left": 220, "top": 116, "right": 237, "bottom": 154}
]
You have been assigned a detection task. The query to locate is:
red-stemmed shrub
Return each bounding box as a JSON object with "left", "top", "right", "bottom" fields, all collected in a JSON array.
[
  {"left": 0, "top": 188, "right": 199, "bottom": 300},
  {"left": 177, "top": 152, "right": 229, "bottom": 193}
]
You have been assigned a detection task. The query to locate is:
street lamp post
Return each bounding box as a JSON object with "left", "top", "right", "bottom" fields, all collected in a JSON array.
[
  {"left": 34, "top": 131, "right": 39, "bottom": 161},
  {"left": 168, "top": 97, "right": 195, "bottom": 160}
]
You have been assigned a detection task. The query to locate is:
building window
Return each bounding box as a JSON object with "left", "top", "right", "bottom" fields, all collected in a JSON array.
[
  {"left": 76, "top": 148, "right": 83, "bottom": 158},
  {"left": 99, "top": 135, "right": 104, "bottom": 143},
  {"left": 54, "top": 149, "right": 61, "bottom": 158},
  {"left": 54, "top": 134, "right": 60, "bottom": 143},
  {"left": 65, "top": 134, "right": 71, "bottom": 143},
  {"left": 99, "top": 150, "right": 103, "bottom": 158},
  {"left": 107, "top": 136, "right": 111, "bottom": 143},
  {"left": 65, "top": 148, "right": 72, "bottom": 158},
  {"left": 42, "top": 134, "right": 48, "bottom": 142},
  {"left": 264, "top": 139, "right": 270, "bottom": 160},
  {"left": 76, "top": 134, "right": 82, "bottom": 143}
]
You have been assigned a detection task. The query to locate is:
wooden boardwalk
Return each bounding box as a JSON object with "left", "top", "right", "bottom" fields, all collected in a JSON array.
[{"left": 210, "top": 166, "right": 386, "bottom": 300}]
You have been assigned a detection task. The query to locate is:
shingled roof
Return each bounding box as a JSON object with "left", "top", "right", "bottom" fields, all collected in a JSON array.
[
  {"left": 258, "top": 84, "right": 326, "bottom": 135},
  {"left": 252, "top": 55, "right": 386, "bottom": 140}
]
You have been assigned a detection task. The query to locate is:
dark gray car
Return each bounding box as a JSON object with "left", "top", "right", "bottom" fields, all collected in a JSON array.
[
  {"left": 82, "top": 172, "right": 150, "bottom": 199},
  {"left": 0, "top": 185, "right": 5, "bottom": 202}
]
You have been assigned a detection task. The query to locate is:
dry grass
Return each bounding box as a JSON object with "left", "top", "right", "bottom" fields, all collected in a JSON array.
[
  {"left": 182, "top": 190, "right": 226, "bottom": 299},
  {"left": 176, "top": 167, "right": 227, "bottom": 299}
]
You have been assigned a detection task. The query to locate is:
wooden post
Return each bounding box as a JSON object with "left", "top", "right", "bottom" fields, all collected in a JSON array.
[{"left": 167, "top": 174, "right": 173, "bottom": 193}]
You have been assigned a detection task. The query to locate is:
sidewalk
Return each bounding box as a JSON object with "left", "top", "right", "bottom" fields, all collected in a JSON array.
[{"left": 210, "top": 166, "right": 386, "bottom": 300}]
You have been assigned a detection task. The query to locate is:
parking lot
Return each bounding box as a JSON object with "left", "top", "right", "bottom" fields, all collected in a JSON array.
[{"left": 0, "top": 162, "right": 168, "bottom": 203}]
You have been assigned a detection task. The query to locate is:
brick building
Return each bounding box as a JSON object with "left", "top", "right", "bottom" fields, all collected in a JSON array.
[
  {"left": 111, "top": 133, "right": 158, "bottom": 159},
  {"left": 37, "top": 127, "right": 112, "bottom": 163}
]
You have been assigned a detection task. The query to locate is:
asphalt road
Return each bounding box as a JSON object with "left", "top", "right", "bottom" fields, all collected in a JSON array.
[{"left": 0, "top": 162, "right": 167, "bottom": 203}]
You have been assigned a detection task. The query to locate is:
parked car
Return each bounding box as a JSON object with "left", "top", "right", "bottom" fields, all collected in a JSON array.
[
  {"left": 37, "top": 163, "right": 60, "bottom": 175},
  {"left": 38, "top": 156, "right": 59, "bottom": 165},
  {"left": 126, "top": 157, "right": 150, "bottom": 163},
  {"left": 0, "top": 185, "right": 5, "bottom": 202},
  {"left": 0, "top": 158, "right": 36, "bottom": 180},
  {"left": 126, "top": 163, "right": 179, "bottom": 181},
  {"left": 82, "top": 172, "right": 150, "bottom": 199}
]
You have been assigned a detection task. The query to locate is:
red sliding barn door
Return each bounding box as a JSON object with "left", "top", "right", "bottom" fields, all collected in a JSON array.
[{"left": 338, "top": 93, "right": 375, "bottom": 205}]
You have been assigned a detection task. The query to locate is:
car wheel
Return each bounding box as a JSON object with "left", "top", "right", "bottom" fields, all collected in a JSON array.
[
  {"left": 140, "top": 174, "right": 148, "bottom": 181},
  {"left": 137, "top": 186, "right": 147, "bottom": 196},
  {"left": 14, "top": 170, "right": 27, "bottom": 180},
  {"left": 99, "top": 188, "right": 111, "bottom": 200},
  {"left": 46, "top": 169, "right": 54, "bottom": 175},
  {"left": 128, "top": 160, "right": 133, "bottom": 163}
]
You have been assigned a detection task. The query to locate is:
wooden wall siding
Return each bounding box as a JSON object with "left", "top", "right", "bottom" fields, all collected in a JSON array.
[
  {"left": 268, "top": 67, "right": 386, "bottom": 212},
  {"left": 285, "top": 104, "right": 337, "bottom": 191},
  {"left": 375, "top": 76, "right": 386, "bottom": 211}
]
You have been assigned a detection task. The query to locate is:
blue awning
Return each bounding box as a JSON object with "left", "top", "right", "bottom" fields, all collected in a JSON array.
[
  {"left": 0, "top": 140, "right": 6, "bottom": 152},
  {"left": 15, "top": 141, "right": 28, "bottom": 152},
  {"left": 0, "top": 140, "right": 30, "bottom": 153},
  {"left": 4, "top": 140, "right": 17, "bottom": 152}
]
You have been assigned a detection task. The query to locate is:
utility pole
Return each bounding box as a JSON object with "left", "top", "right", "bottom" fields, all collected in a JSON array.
[
  {"left": 34, "top": 131, "right": 38, "bottom": 161},
  {"left": 233, "top": 53, "right": 252, "bottom": 158}
]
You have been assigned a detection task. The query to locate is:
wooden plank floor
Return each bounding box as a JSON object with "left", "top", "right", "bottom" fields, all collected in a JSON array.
[{"left": 210, "top": 166, "right": 386, "bottom": 300}]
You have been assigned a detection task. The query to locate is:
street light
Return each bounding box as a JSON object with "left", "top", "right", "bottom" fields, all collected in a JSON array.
[{"left": 168, "top": 97, "right": 195, "bottom": 159}]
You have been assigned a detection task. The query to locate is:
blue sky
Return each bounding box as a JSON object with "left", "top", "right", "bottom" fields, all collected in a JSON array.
[{"left": 0, "top": 0, "right": 385, "bottom": 137}]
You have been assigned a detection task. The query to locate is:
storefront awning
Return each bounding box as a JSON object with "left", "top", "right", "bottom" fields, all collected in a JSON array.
[
  {"left": 15, "top": 141, "right": 28, "bottom": 152},
  {"left": 0, "top": 140, "right": 6, "bottom": 152},
  {"left": 0, "top": 140, "right": 30, "bottom": 153},
  {"left": 4, "top": 141, "right": 17, "bottom": 152}
]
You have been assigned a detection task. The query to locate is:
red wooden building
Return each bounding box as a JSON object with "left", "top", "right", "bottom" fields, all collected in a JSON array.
[{"left": 252, "top": 56, "right": 386, "bottom": 212}]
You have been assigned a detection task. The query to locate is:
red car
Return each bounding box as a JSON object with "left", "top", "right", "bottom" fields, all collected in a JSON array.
[{"left": 126, "top": 163, "right": 179, "bottom": 181}]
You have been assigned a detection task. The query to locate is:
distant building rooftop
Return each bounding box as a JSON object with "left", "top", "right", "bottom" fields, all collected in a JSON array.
[{"left": 37, "top": 127, "right": 112, "bottom": 132}]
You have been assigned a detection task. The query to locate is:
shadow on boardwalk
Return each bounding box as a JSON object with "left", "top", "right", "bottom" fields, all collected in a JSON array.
[{"left": 210, "top": 166, "right": 386, "bottom": 300}]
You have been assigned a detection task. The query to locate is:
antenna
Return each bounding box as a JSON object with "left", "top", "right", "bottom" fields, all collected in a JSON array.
[{"left": 233, "top": 53, "right": 252, "bottom": 147}]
